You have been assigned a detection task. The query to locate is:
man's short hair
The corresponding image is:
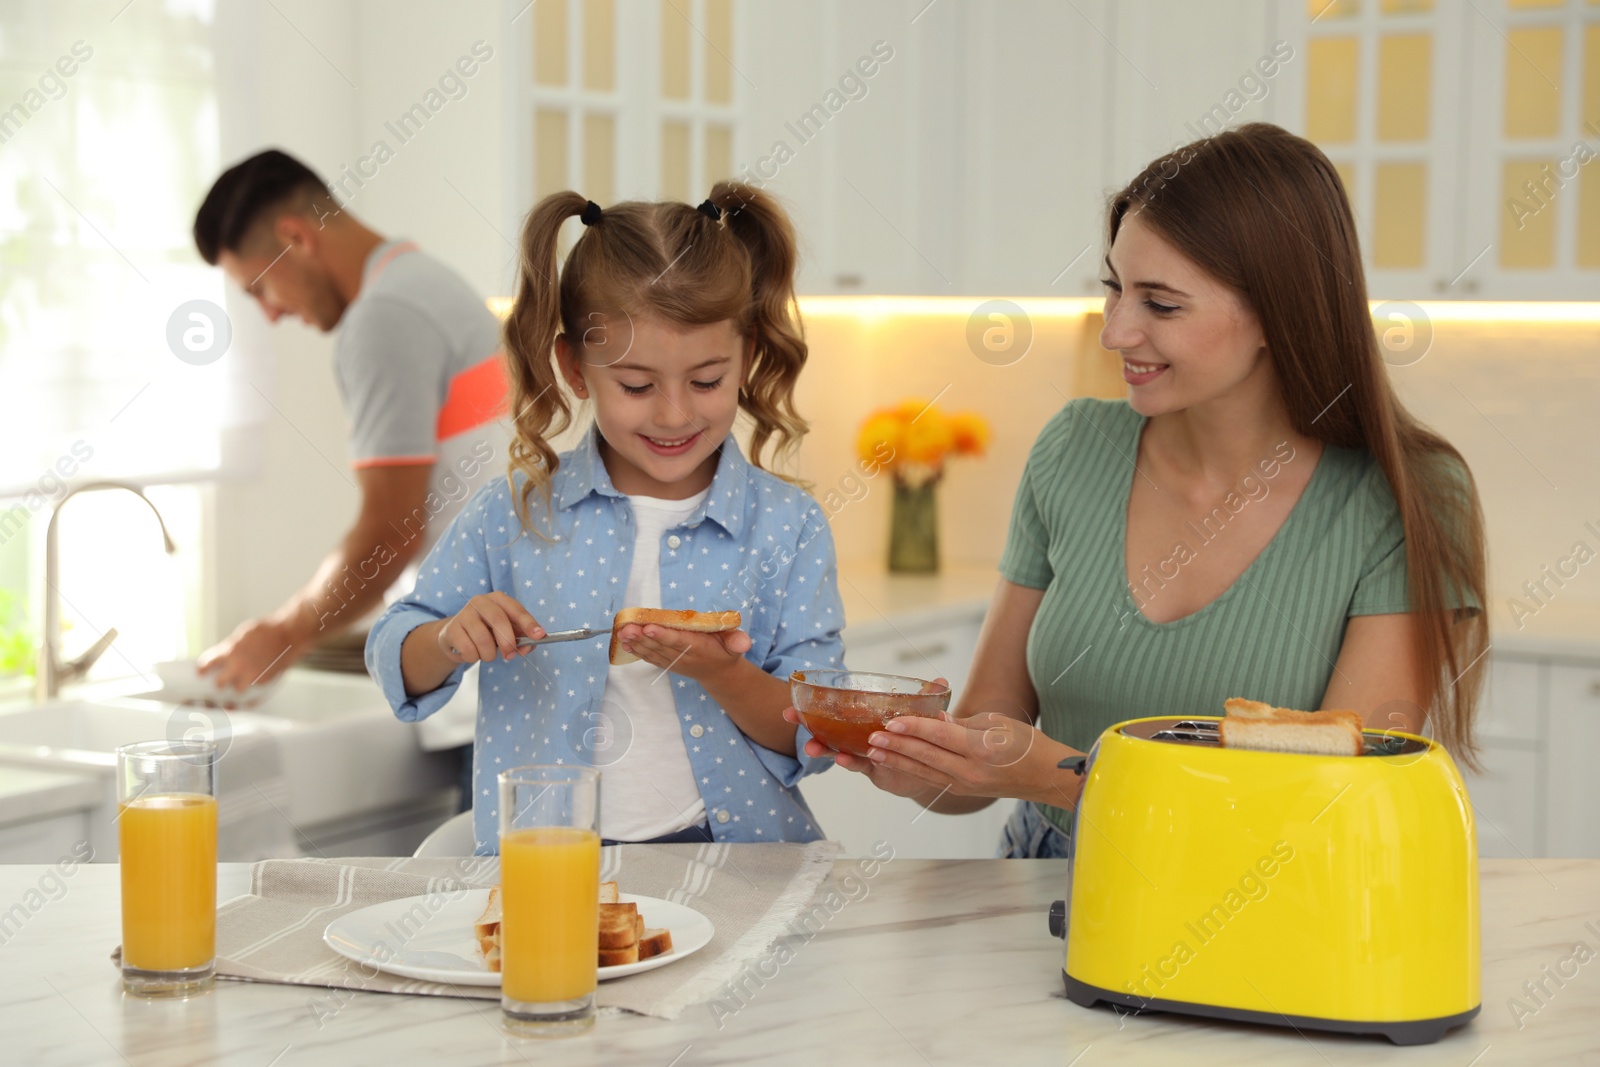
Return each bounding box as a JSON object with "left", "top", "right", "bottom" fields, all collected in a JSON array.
[{"left": 193, "top": 149, "right": 333, "bottom": 265}]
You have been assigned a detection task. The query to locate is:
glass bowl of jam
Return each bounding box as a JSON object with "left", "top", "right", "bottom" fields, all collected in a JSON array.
[{"left": 789, "top": 670, "right": 952, "bottom": 757}]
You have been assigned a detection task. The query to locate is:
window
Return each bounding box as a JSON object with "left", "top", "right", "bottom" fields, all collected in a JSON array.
[{"left": 0, "top": 0, "right": 221, "bottom": 689}]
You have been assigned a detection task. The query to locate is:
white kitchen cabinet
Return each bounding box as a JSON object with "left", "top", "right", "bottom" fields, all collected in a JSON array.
[
  {"left": 743, "top": 0, "right": 1598, "bottom": 300},
  {"left": 1544, "top": 659, "right": 1600, "bottom": 857},
  {"left": 1457, "top": 649, "right": 1600, "bottom": 860},
  {"left": 1279, "top": 0, "right": 1599, "bottom": 300},
  {"left": 842, "top": 614, "right": 984, "bottom": 694},
  {"left": 1462, "top": 744, "right": 1543, "bottom": 859},
  {"left": 1460, "top": 653, "right": 1546, "bottom": 858},
  {"left": 0, "top": 810, "right": 93, "bottom": 866},
  {"left": 1460, "top": 1, "right": 1600, "bottom": 300},
  {"left": 1476, "top": 654, "right": 1543, "bottom": 743}
]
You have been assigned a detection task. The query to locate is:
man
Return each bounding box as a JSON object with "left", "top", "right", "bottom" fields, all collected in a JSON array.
[{"left": 192, "top": 149, "right": 507, "bottom": 803}]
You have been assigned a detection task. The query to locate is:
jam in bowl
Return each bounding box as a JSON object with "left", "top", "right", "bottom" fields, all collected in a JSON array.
[{"left": 789, "top": 670, "right": 952, "bottom": 757}]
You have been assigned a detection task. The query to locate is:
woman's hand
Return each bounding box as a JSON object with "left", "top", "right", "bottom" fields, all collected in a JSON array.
[
  {"left": 437, "top": 592, "right": 544, "bottom": 664},
  {"left": 789, "top": 705, "right": 1083, "bottom": 810},
  {"left": 612, "top": 623, "right": 752, "bottom": 684},
  {"left": 783, "top": 706, "right": 942, "bottom": 800}
]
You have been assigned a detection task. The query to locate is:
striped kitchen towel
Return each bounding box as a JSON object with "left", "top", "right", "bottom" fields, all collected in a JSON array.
[{"left": 122, "top": 842, "right": 839, "bottom": 1020}]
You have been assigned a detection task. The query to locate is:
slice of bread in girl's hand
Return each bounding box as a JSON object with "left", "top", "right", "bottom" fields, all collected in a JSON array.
[
  {"left": 1219, "top": 699, "right": 1365, "bottom": 756},
  {"left": 608, "top": 608, "right": 742, "bottom": 665}
]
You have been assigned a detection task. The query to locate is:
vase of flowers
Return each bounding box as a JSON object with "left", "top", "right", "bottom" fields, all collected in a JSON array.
[{"left": 856, "top": 399, "right": 990, "bottom": 574}]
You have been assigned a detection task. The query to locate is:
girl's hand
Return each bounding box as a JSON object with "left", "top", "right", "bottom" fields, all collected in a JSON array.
[
  {"left": 437, "top": 593, "right": 544, "bottom": 664},
  {"left": 613, "top": 623, "right": 752, "bottom": 682}
]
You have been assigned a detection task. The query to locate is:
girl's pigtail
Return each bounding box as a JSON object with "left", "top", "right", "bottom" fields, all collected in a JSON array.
[
  {"left": 504, "top": 191, "right": 589, "bottom": 536},
  {"left": 709, "top": 181, "right": 809, "bottom": 476}
]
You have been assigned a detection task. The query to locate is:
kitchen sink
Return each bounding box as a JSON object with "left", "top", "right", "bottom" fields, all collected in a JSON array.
[
  {"left": 126, "top": 669, "right": 382, "bottom": 723},
  {"left": 0, "top": 670, "right": 457, "bottom": 860},
  {"left": 0, "top": 700, "right": 276, "bottom": 767},
  {"left": 122, "top": 668, "right": 458, "bottom": 845}
]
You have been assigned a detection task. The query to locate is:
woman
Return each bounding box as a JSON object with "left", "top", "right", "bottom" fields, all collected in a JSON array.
[{"left": 788, "top": 123, "right": 1488, "bottom": 858}]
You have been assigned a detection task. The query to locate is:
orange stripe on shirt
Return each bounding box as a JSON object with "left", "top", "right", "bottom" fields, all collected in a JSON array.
[
  {"left": 368, "top": 240, "right": 419, "bottom": 283},
  {"left": 352, "top": 454, "right": 436, "bottom": 469},
  {"left": 436, "top": 351, "right": 511, "bottom": 441}
]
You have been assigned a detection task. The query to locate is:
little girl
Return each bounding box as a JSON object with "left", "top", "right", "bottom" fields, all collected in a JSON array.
[{"left": 366, "top": 183, "right": 844, "bottom": 853}]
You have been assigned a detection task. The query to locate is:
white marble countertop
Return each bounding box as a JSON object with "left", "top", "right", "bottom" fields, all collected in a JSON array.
[{"left": 1, "top": 856, "right": 1594, "bottom": 1066}]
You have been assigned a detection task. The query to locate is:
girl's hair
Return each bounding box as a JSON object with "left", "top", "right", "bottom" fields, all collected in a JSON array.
[
  {"left": 501, "top": 182, "right": 808, "bottom": 534},
  {"left": 1108, "top": 122, "right": 1489, "bottom": 770}
]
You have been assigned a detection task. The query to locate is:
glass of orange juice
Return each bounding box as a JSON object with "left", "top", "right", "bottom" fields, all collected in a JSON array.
[
  {"left": 498, "top": 764, "right": 600, "bottom": 1036},
  {"left": 116, "top": 739, "right": 218, "bottom": 998}
]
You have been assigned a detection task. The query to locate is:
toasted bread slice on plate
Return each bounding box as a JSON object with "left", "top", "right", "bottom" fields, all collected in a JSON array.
[
  {"left": 474, "top": 885, "right": 501, "bottom": 942},
  {"left": 598, "top": 902, "right": 640, "bottom": 949},
  {"left": 479, "top": 887, "right": 679, "bottom": 973},
  {"left": 639, "top": 928, "right": 673, "bottom": 960},
  {"left": 609, "top": 608, "right": 741, "bottom": 665},
  {"left": 1219, "top": 699, "right": 1364, "bottom": 756}
]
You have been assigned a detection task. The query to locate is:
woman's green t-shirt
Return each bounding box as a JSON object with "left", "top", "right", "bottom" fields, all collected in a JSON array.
[{"left": 999, "top": 399, "right": 1413, "bottom": 835}]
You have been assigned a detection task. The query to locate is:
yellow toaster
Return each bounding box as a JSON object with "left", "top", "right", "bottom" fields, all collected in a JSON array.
[{"left": 1057, "top": 716, "right": 1480, "bottom": 1045}]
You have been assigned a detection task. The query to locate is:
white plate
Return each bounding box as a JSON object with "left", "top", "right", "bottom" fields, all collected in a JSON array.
[
  {"left": 323, "top": 889, "right": 713, "bottom": 986},
  {"left": 149, "top": 658, "right": 284, "bottom": 708}
]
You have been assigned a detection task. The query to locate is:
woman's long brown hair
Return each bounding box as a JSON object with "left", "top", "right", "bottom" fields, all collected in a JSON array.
[
  {"left": 1108, "top": 122, "right": 1488, "bottom": 770},
  {"left": 501, "top": 182, "right": 808, "bottom": 536}
]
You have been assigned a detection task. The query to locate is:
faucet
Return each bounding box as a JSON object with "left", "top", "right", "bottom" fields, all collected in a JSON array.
[{"left": 37, "top": 481, "right": 177, "bottom": 702}]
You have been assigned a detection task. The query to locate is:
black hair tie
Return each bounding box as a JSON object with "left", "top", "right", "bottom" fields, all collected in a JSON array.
[
  {"left": 696, "top": 199, "right": 721, "bottom": 221},
  {"left": 580, "top": 200, "right": 603, "bottom": 226}
]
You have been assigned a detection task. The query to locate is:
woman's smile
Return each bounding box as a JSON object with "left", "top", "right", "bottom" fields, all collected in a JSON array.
[{"left": 1122, "top": 358, "right": 1169, "bottom": 386}]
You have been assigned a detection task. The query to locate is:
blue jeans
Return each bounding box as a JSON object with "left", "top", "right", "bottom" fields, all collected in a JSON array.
[{"left": 996, "top": 799, "right": 1074, "bottom": 859}]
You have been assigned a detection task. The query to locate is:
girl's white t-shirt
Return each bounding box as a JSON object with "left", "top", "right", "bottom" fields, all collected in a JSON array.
[{"left": 597, "top": 488, "right": 710, "bottom": 841}]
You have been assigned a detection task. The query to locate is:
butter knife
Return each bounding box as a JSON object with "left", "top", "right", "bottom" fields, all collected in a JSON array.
[
  {"left": 447, "top": 627, "right": 609, "bottom": 657},
  {"left": 515, "top": 627, "right": 609, "bottom": 647}
]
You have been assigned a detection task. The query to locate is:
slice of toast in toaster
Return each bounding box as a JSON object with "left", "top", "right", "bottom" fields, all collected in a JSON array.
[
  {"left": 1222, "top": 697, "right": 1280, "bottom": 721},
  {"left": 1219, "top": 700, "right": 1364, "bottom": 756}
]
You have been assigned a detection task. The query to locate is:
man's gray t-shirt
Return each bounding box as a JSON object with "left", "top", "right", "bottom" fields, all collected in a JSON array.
[
  {"left": 335, "top": 240, "right": 508, "bottom": 753},
  {"left": 333, "top": 238, "right": 510, "bottom": 555}
]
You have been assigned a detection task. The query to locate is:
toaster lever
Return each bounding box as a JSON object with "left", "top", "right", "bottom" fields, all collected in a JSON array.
[{"left": 1057, "top": 756, "right": 1088, "bottom": 775}]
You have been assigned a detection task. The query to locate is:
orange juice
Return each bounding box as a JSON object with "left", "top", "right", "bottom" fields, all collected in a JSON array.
[
  {"left": 499, "top": 826, "right": 600, "bottom": 1003},
  {"left": 119, "top": 793, "right": 217, "bottom": 972}
]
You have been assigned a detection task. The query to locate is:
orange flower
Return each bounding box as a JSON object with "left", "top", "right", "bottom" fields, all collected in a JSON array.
[
  {"left": 894, "top": 397, "right": 932, "bottom": 422},
  {"left": 856, "top": 410, "right": 905, "bottom": 466},
  {"left": 950, "top": 411, "right": 990, "bottom": 457},
  {"left": 857, "top": 400, "right": 990, "bottom": 475},
  {"left": 901, "top": 407, "right": 955, "bottom": 467}
]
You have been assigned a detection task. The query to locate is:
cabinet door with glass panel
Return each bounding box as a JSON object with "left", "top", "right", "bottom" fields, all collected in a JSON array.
[
  {"left": 1279, "top": 0, "right": 1473, "bottom": 298},
  {"left": 1283, "top": 0, "right": 1600, "bottom": 300},
  {"left": 522, "top": 0, "right": 742, "bottom": 208},
  {"left": 1461, "top": 0, "right": 1600, "bottom": 300}
]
